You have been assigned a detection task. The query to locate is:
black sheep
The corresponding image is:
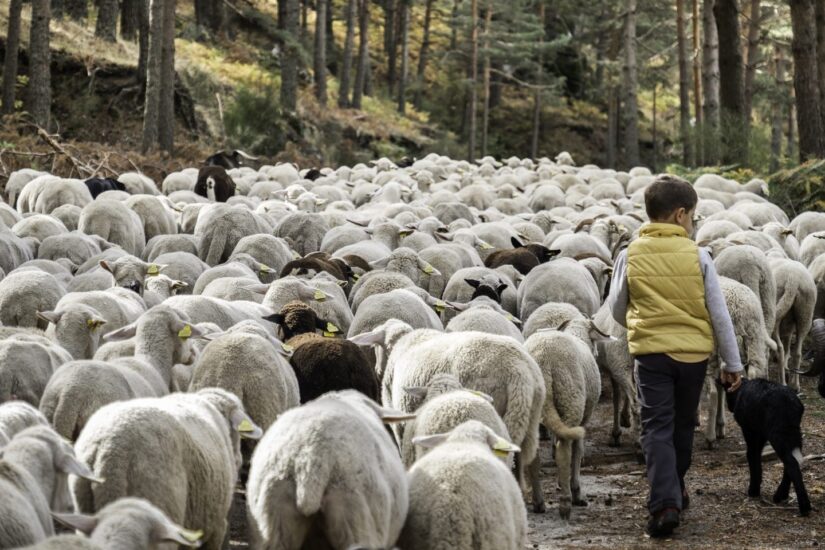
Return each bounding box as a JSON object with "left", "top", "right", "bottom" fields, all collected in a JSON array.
[
  {"left": 205, "top": 149, "right": 258, "bottom": 169},
  {"left": 263, "top": 301, "right": 379, "bottom": 403},
  {"left": 802, "top": 318, "right": 825, "bottom": 399},
  {"left": 84, "top": 177, "right": 126, "bottom": 199},
  {"left": 483, "top": 237, "right": 560, "bottom": 275},
  {"left": 723, "top": 377, "right": 811, "bottom": 516},
  {"left": 194, "top": 166, "right": 236, "bottom": 202}
]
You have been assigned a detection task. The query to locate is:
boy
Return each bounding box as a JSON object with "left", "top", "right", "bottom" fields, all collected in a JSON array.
[{"left": 607, "top": 175, "right": 742, "bottom": 538}]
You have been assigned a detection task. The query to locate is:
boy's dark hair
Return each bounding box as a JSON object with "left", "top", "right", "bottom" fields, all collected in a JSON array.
[{"left": 644, "top": 175, "right": 698, "bottom": 220}]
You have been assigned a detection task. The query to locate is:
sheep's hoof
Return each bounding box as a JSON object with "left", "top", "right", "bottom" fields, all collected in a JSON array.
[
  {"left": 559, "top": 506, "right": 571, "bottom": 521},
  {"left": 715, "top": 425, "right": 726, "bottom": 439},
  {"left": 532, "top": 501, "right": 546, "bottom": 514}
]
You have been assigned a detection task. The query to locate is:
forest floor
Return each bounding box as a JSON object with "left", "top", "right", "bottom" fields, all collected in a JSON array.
[{"left": 227, "top": 376, "right": 825, "bottom": 549}]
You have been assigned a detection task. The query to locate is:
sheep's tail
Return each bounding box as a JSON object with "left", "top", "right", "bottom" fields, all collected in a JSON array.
[
  {"left": 48, "top": 391, "right": 82, "bottom": 442},
  {"left": 202, "top": 231, "right": 229, "bottom": 266},
  {"left": 542, "top": 374, "right": 585, "bottom": 441},
  {"left": 294, "top": 451, "right": 332, "bottom": 516},
  {"left": 774, "top": 289, "right": 796, "bottom": 333}
]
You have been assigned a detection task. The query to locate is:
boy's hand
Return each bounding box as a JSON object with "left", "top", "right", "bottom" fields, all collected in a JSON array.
[{"left": 721, "top": 370, "right": 742, "bottom": 392}]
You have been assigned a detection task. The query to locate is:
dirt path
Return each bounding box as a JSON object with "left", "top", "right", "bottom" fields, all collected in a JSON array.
[{"left": 229, "top": 377, "right": 825, "bottom": 549}]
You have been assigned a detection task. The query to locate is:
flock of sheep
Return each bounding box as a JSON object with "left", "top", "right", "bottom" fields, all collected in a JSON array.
[{"left": 0, "top": 151, "right": 823, "bottom": 549}]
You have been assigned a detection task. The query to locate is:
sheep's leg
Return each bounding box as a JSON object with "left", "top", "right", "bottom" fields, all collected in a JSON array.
[
  {"left": 556, "top": 439, "right": 573, "bottom": 520},
  {"left": 744, "top": 433, "right": 766, "bottom": 498},
  {"left": 527, "top": 457, "right": 546, "bottom": 514},
  {"left": 322, "top": 490, "right": 383, "bottom": 550},
  {"left": 775, "top": 452, "right": 812, "bottom": 516},
  {"left": 704, "top": 378, "right": 718, "bottom": 448},
  {"left": 620, "top": 395, "right": 632, "bottom": 428},
  {"left": 571, "top": 437, "right": 587, "bottom": 507},
  {"left": 609, "top": 377, "right": 622, "bottom": 447},
  {"left": 789, "top": 329, "right": 803, "bottom": 391}
]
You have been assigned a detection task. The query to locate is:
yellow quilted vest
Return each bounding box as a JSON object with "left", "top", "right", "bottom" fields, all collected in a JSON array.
[{"left": 626, "top": 223, "right": 714, "bottom": 356}]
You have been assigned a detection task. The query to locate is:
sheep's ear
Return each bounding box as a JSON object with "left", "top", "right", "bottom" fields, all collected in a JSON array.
[
  {"left": 588, "top": 320, "right": 617, "bottom": 342},
  {"left": 230, "top": 408, "right": 263, "bottom": 440},
  {"left": 369, "top": 256, "right": 390, "bottom": 269},
  {"left": 511, "top": 236, "right": 524, "bottom": 248},
  {"left": 86, "top": 318, "right": 106, "bottom": 331},
  {"left": 157, "top": 523, "right": 204, "bottom": 547},
  {"left": 36, "top": 310, "right": 63, "bottom": 325},
  {"left": 412, "top": 433, "right": 449, "bottom": 448},
  {"left": 366, "top": 401, "right": 416, "bottom": 424},
  {"left": 99, "top": 260, "right": 115, "bottom": 274},
  {"left": 52, "top": 512, "right": 98, "bottom": 535},
  {"left": 488, "top": 435, "right": 521, "bottom": 455},
  {"left": 171, "top": 280, "right": 188, "bottom": 290},
  {"left": 103, "top": 323, "right": 137, "bottom": 341},
  {"left": 245, "top": 283, "right": 271, "bottom": 295},
  {"left": 262, "top": 313, "right": 285, "bottom": 325},
  {"left": 348, "top": 328, "right": 386, "bottom": 347},
  {"left": 403, "top": 386, "right": 429, "bottom": 399},
  {"left": 447, "top": 301, "right": 471, "bottom": 312},
  {"left": 55, "top": 451, "right": 104, "bottom": 483},
  {"left": 464, "top": 278, "right": 481, "bottom": 289},
  {"left": 496, "top": 283, "right": 509, "bottom": 295}
]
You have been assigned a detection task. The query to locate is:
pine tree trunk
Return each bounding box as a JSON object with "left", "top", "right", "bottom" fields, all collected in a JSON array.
[
  {"left": 743, "top": 0, "right": 761, "bottom": 134},
  {"left": 623, "top": 0, "right": 640, "bottom": 167},
  {"left": 413, "top": 0, "right": 433, "bottom": 110},
  {"left": 770, "top": 45, "right": 785, "bottom": 172},
  {"left": 815, "top": 0, "right": 825, "bottom": 136},
  {"left": 607, "top": 86, "right": 619, "bottom": 168},
  {"left": 278, "top": 0, "right": 286, "bottom": 28},
  {"left": 28, "top": 0, "right": 51, "bottom": 129},
  {"left": 281, "top": 0, "right": 299, "bottom": 112},
  {"left": 530, "top": 0, "right": 544, "bottom": 160},
  {"left": 352, "top": 0, "right": 369, "bottom": 109},
  {"left": 481, "top": 0, "right": 493, "bottom": 157},
  {"left": 138, "top": 0, "right": 149, "bottom": 86},
  {"left": 157, "top": 0, "right": 175, "bottom": 152},
  {"left": 702, "top": 0, "right": 720, "bottom": 164},
  {"left": 692, "top": 0, "right": 703, "bottom": 165},
  {"left": 325, "top": 0, "right": 335, "bottom": 74},
  {"left": 2, "top": 0, "right": 23, "bottom": 115},
  {"left": 467, "top": 0, "right": 478, "bottom": 160},
  {"left": 790, "top": 0, "right": 825, "bottom": 161},
  {"left": 314, "top": 0, "right": 327, "bottom": 105},
  {"left": 652, "top": 84, "right": 658, "bottom": 171},
  {"left": 450, "top": 0, "right": 458, "bottom": 51},
  {"left": 52, "top": 0, "right": 64, "bottom": 19},
  {"left": 364, "top": 46, "right": 373, "bottom": 95},
  {"left": 383, "top": 0, "right": 394, "bottom": 54},
  {"left": 788, "top": 88, "right": 797, "bottom": 159},
  {"left": 677, "top": 0, "right": 693, "bottom": 166},
  {"left": 210, "top": 0, "right": 225, "bottom": 34},
  {"left": 121, "top": 0, "right": 140, "bottom": 40},
  {"left": 301, "top": 0, "right": 308, "bottom": 36},
  {"left": 339, "top": 0, "right": 356, "bottom": 107},
  {"left": 66, "top": 0, "right": 86, "bottom": 20},
  {"left": 95, "top": 0, "right": 119, "bottom": 42},
  {"left": 713, "top": 0, "right": 747, "bottom": 164},
  {"left": 142, "top": 0, "right": 164, "bottom": 151},
  {"left": 396, "top": 0, "right": 409, "bottom": 113},
  {"left": 386, "top": 0, "right": 397, "bottom": 89}
]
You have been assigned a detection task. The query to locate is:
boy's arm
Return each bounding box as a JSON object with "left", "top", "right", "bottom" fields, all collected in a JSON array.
[
  {"left": 699, "top": 249, "right": 744, "bottom": 373},
  {"left": 606, "top": 250, "right": 628, "bottom": 328}
]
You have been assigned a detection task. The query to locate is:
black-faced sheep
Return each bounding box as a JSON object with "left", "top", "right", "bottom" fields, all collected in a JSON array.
[
  {"left": 483, "top": 236, "right": 560, "bottom": 275},
  {"left": 194, "top": 166, "right": 236, "bottom": 203}
]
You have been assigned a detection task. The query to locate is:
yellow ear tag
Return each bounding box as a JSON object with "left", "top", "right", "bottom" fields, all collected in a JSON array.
[
  {"left": 259, "top": 264, "right": 272, "bottom": 274},
  {"left": 178, "top": 325, "right": 192, "bottom": 339},
  {"left": 492, "top": 438, "right": 515, "bottom": 457},
  {"left": 179, "top": 529, "right": 203, "bottom": 543},
  {"left": 238, "top": 419, "right": 254, "bottom": 432},
  {"left": 313, "top": 290, "right": 327, "bottom": 301},
  {"left": 147, "top": 264, "right": 160, "bottom": 276},
  {"left": 292, "top": 251, "right": 301, "bottom": 260},
  {"left": 479, "top": 241, "right": 494, "bottom": 250},
  {"left": 281, "top": 343, "right": 294, "bottom": 353},
  {"left": 494, "top": 449, "right": 509, "bottom": 458},
  {"left": 435, "top": 300, "right": 447, "bottom": 313},
  {"left": 353, "top": 273, "right": 360, "bottom": 281},
  {"left": 399, "top": 229, "right": 413, "bottom": 237},
  {"left": 423, "top": 264, "right": 434, "bottom": 274},
  {"left": 505, "top": 313, "right": 514, "bottom": 321},
  {"left": 326, "top": 322, "right": 340, "bottom": 333},
  {"left": 86, "top": 319, "right": 100, "bottom": 330},
  {"left": 323, "top": 331, "right": 336, "bottom": 338}
]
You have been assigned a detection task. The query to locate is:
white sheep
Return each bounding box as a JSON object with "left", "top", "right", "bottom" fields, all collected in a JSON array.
[
  {"left": 0, "top": 328, "right": 73, "bottom": 405},
  {"left": 518, "top": 257, "right": 601, "bottom": 319},
  {"left": 194, "top": 203, "right": 272, "bottom": 266},
  {"left": 445, "top": 297, "right": 523, "bottom": 341},
  {"left": 124, "top": 194, "right": 177, "bottom": 242},
  {"left": 348, "top": 288, "right": 444, "bottom": 338},
  {"left": 0, "top": 269, "right": 65, "bottom": 329},
  {"left": 0, "top": 401, "right": 48, "bottom": 439},
  {"left": 72, "top": 388, "right": 261, "bottom": 550},
  {"left": 78, "top": 199, "right": 145, "bottom": 257},
  {"left": 769, "top": 257, "right": 816, "bottom": 389},
  {"left": 142, "top": 234, "right": 199, "bottom": 262},
  {"left": 714, "top": 244, "right": 777, "bottom": 334},
  {"left": 246, "top": 390, "right": 411, "bottom": 549},
  {"left": 398, "top": 420, "right": 526, "bottom": 550}
]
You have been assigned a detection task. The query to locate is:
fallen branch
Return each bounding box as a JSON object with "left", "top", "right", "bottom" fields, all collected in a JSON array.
[{"left": 36, "top": 127, "right": 95, "bottom": 177}]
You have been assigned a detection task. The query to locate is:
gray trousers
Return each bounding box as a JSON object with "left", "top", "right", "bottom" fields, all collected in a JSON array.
[{"left": 635, "top": 353, "right": 708, "bottom": 513}]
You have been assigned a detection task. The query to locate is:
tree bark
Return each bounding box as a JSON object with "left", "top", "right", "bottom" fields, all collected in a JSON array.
[
  {"left": 28, "top": 0, "right": 51, "bottom": 129},
  {"left": 142, "top": 0, "right": 164, "bottom": 151},
  {"left": 623, "top": 0, "right": 640, "bottom": 167},
  {"left": 314, "top": 0, "right": 327, "bottom": 104},
  {"left": 743, "top": 0, "right": 761, "bottom": 133},
  {"left": 702, "top": 0, "right": 720, "bottom": 164},
  {"left": 281, "top": 0, "right": 299, "bottom": 112},
  {"left": 325, "top": 0, "right": 335, "bottom": 73},
  {"left": 652, "top": 84, "right": 658, "bottom": 171},
  {"left": 339, "top": 0, "right": 356, "bottom": 107},
  {"left": 66, "top": 0, "right": 86, "bottom": 20},
  {"left": 278, "top": 0, "right": 286, "bottom": 29},
  {"left": 2, "top": 0, "right": 23, "bottom": 115},
  {"left": 467, "top": 0, "right": 478, "bottom": 160},
  {"left": 482, "top": 0, "right": 493, "bottom": 156},
  {"left": 383, "top": 0, "right": 395, "bottom": 54},
  {"left": 352, "top": 0, "right": 369, "bottom": 109},
  {"left": 815, "top": 0, "right": 825, "bottom": 136},
  {"left": 450, "top": 0, "right": 458, "bottom": 51},
  {"left": 95, "top": 0, "right": 119, "bottom": 42},
  {"left": 157, "top": 0, "right": 176, "bottom": 152},
  {"left": 677, "top": 0, "right": 693, "bottom": 166},
  {"left": 138, "top": 0, "right": 150, "bottom": 87},
  {"left": 121, "top": 0, "right": 140, "bottom": 40},
  {"left": 396, "top": 0, "right": 409, "bottom": 113},
  {"left": 770, "top": 45, "right": 785, "bottom": 171},
  {"left": 52, "top": 0, "right": 64, "bottom": 19},
  {"left": 789, "top": 0, "right": 825, "bottom": 161},
  {"left": 607, "top": 86, "right": 619, "bottom": 168},
  {"left": 413, "top": 0, "right": 433, "bottom": 110},
  {"left": 788, "top": 86, "right": 797, "bottom": 160},
  {"left": 530, "top": 0, "right": 544, "bottom": 160},
  {"left": 713, "top": 0, "right": 747, "bottom": 163},
  {"left": 301, "top": 0, "right": 308, "bottom": 36},
  {"left": 692, "top": 0, "right": 703, "bottom": 165},
  {"left": 386, "top": 0, "right": 398, "bottom": 89}
]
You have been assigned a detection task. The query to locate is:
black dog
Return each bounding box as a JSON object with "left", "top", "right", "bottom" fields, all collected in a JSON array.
[{"left": 723, "top": 377, "right": 811, "bottom": 516}]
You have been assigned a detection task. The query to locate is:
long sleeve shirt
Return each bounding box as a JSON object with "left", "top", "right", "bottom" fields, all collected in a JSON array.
[{"left": 607, "top": 248, "right": 744, "bottom": 373}]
